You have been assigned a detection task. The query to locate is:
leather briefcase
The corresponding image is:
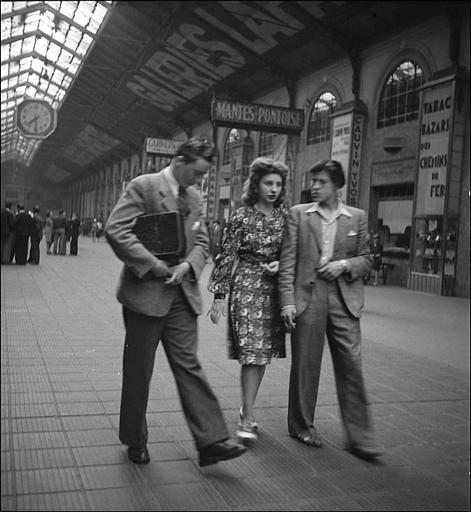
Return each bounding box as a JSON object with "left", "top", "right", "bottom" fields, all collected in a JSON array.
[{"left": 133, "top": 211, "right": 185, "bottom": 259}]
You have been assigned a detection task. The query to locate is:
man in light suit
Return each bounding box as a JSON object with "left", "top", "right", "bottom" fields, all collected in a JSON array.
[
  {"left": 279, "top": 159, "right": 381, "bottom": 461},
  {"left": 105, "top": 139, "right": 246, "bottom": 466}
]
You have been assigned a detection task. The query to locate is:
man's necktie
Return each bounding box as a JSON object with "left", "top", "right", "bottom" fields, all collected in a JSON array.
[
  {"left": 177, "top": 186, "right": 190, "bottom": 218},
  {"left": 177, "top": 186, "right": 189, "bottom": 257}
]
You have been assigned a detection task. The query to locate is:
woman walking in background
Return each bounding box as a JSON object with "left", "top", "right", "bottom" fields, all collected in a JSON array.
[
  {"left": 208, "top": 157, "right": 288, "bottom": 444},
  {"left": 44, "top": 211, "right": 54, "bottom": 254}
]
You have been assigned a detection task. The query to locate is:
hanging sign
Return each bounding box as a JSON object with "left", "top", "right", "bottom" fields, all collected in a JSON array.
[
  {"left": 348, "top": 112, "right": 365, "bottom": 207},
  {"left": 415, "top": 81, "right": 453, "bottom": 215},
  {"left": 145, "top": 137, "right": 180, "bottom": 156},
  {"left": 211, "top": 99, "right": 304, "bottom": 134}
]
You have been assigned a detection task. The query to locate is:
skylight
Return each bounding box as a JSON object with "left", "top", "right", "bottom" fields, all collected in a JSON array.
[{"left": 1, "top": 1, "right": 113, "bottom": 166}]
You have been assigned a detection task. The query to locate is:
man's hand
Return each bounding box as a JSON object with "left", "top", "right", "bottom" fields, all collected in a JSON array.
[
  {"left": 261, "top": 261, "right": 279, "bottom": 276},
  {"left": 317, "top": 261, "right": 345, "bottom": 281},
  {"left": 151, "top": 260, "right": 172, "bottom": 278},
  {"left": 165, "top": 261, "right": 191, "bottom": 285},
  {"left": 281, "top": 305, "right": 297, "bottom": 331}
]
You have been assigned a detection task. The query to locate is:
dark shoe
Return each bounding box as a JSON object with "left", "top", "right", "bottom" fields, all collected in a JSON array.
[
  {"left": 199, "top": 439, "right": 247, "bottom": 467},
  {"left": 291, "top": 430, "right": 322, "bottom": 448},
  {"left": 349, "top": 444, "right": 382, "bottom": 461},
  {"left": 127, "top": 446, "right": 150, "bottom": 464}
]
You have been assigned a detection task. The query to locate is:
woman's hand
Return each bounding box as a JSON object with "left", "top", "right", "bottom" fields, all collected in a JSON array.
[
  {"left": 261, "top": 260, "right": 279, "bottom": 276},
  {"left": 207, "top": 298, "right": 227, "bottom": 324}
]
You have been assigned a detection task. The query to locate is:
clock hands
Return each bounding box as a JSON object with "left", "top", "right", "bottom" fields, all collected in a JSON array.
[{"left": 25, "top": 115, "right": 40, "bottom": 131}]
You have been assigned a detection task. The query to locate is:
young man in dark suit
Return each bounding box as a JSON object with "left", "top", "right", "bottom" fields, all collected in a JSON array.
[{"left": 105, "top": 138, "right": 246, "bottom": 466}]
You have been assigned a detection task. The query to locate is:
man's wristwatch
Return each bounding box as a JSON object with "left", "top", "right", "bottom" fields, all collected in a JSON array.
[{"left": 339, "top": 259, "right": 349, "bottom": 273}]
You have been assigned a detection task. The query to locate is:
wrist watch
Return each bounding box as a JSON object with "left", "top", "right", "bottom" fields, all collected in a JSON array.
[{"left": 339, "top": 259, "right": 348, "bottom": 272}]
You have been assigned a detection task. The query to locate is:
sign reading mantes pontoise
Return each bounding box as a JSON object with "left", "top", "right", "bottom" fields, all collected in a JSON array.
[{"left": 211, "top": 99, "right": 304, "bottom": 134}]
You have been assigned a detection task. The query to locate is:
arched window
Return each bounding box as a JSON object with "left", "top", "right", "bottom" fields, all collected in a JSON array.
[
  {"left": 307, "top": 92, "right": 337, "bottom": 145},
  {"left": 223, "top": 128, "right": 241, "bottom": 165},
  {"left": 258, "top": 132, "right": 274, "bottom": 157},
  {"left": 377, "top": 60, "right": 424, "bottom": 128}
]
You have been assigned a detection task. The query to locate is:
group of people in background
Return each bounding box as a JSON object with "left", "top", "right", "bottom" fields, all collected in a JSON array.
[
  {"left": 0, "top": 203, "right": 82, "bottom": 265},
  {"left": 104, "top": 138, "right": 381, "bottom": 468}
]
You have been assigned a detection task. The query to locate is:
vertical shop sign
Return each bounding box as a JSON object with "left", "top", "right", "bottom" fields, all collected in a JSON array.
[
  {"left": 330, "top": 114, "right": 352, "bottom": 203},
  {"left": 348, "top": 113, "right": 365, "bottom": 207},
  {"left": 415, "top": 82, "right": 453, "bottom": 215}
]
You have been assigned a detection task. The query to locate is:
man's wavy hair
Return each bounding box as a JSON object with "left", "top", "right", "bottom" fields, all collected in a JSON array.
[
  {"left": 243, "top": 157, "right": 289, "bottom": 208},
  {"left": 308, "top": 159, "right": 345, "bottom": 189},
  {"left": 175, "top": 138, "right": 216, "bottom": 164}
]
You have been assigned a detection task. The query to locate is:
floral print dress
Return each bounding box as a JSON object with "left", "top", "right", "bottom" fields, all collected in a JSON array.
[{"left": 208, "top": 206, "right": 286, "bottom": 365}]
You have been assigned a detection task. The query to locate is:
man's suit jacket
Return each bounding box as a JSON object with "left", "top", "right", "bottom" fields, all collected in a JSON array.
[
  {"left": 105, "top": 172, "right": 209, "bottom": 317},
  {"left": 278, "top": 203, "right": 371, "bottom": 318},
  {"left": 14, "top": 212, "right": 34, "bottom": 237}
]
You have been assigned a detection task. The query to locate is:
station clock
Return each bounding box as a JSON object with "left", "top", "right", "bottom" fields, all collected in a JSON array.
[{"left": 16, "top": 99, "right": 57, "bottom": 139}]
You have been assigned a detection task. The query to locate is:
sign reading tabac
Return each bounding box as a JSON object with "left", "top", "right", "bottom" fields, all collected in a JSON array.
[
  {"left": 145, "top": 137, "right": 181, "bottom": 156},
  {"left": 211, "top": 99, "right": 304, "bottom": 134},
  {"left": 415, "top": 81, "right": 453, "bottom": 215}
]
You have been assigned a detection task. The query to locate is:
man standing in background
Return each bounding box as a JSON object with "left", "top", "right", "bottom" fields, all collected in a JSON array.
[{"left": 1, "top": 201, "right": 15, "bottom": 264}]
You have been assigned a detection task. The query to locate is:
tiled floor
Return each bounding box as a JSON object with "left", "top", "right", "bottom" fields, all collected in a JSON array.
[{"left": 1, "top": 237, "right": 470, "bottom": 511}]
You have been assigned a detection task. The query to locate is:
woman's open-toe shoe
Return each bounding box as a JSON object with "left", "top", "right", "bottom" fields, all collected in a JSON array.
[
  {"left": 237, "top": 407, "right": 258, "bottom": 443},
  {"left": 291, "top": 431, "right": 322, "bottom": 448}
]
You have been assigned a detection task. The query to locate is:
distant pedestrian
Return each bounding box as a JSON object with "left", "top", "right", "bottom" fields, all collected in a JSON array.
[
  {"left": 1, "top": 201, "right": 15, "bottom": 264},
  {"left": 367, "top": 232, "right": 383, "bottom": 286},
  {"left": 13, "top": 205, "right": 33, "bottom": 265},
  {"left": 91, "top": 218, "right": 98, "bottom": 242},
  {"left": 27, "top": 206, "right": 43, "bottom": 264},
  {"left": 96, "top": 220, "right": 103, "bottom": 241},
  {"left": 52, "top": 210, "right": 67, "bottom": 255},
  {"left": 69, "top": 212, "right": 81, "bottom": 255},
  {"left": 44, "top": 211, "right": 54, "bottom": 254}
]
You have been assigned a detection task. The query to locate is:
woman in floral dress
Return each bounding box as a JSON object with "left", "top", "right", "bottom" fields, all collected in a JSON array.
[{"left": 208, "top": 157, "right": 288, "bottom": 443}]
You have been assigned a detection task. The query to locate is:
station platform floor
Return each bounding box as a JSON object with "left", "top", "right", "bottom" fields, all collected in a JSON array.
[{"left": 1, "top": 237, "right": 470, "bottom": 511}]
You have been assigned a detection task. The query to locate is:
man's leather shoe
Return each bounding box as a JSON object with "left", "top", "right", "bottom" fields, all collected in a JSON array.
[
  {"left": 127, "top": 446, "right": 150, "bottom": 464},
  {"left": 349, "top": 444, "right": 382, "bottom": 461},
  {"left": 199, "top": 439, "right": 247, "bottom": 467}
]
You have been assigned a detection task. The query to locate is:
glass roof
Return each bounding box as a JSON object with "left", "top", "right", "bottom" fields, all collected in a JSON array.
[{"left": 1, "top": 1, "right": 113, "bottom": 166}]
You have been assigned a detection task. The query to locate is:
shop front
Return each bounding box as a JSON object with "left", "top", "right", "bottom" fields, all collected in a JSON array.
[{"left": 409, "top": 70, "right": 468, "bottom": 296}]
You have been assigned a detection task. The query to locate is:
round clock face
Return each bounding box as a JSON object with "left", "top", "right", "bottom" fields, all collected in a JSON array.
[{"left": 17, "top": 100, "right": 55, "bottom": 137}]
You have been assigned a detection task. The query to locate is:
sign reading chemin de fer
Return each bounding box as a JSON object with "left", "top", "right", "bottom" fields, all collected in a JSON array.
[{"left": 211, "top": 99, "right": 304, "bottom": 134}]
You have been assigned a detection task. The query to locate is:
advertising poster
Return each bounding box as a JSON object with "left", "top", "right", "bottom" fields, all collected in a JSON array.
[
  {"left": 330, "top": 113, "right": 352, "bottom": 203},
  {"left": 415, "top": 81, "right": 453, "bottom": 215}
]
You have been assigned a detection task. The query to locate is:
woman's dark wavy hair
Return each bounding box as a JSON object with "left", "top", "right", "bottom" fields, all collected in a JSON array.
[
  {"left": 308, "top": 159, "right": 345, "bottom": 189},
  {"left": 243, "top": 157, "right": 289, "bottom": 208}
]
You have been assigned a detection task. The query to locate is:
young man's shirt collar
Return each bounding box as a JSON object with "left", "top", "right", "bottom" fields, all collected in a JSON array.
[{"left": 306, "top": 201, "right": 352, "bottom": 219}]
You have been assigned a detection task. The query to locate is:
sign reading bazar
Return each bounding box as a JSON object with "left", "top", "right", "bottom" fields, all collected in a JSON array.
[{"left": 211, "top": 99, "right": 304, "bottom": 134}]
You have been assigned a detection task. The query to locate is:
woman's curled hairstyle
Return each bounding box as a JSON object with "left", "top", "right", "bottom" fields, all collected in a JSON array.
[{"left": 243, "top": 157, "right": 289, "bottom": 208}]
